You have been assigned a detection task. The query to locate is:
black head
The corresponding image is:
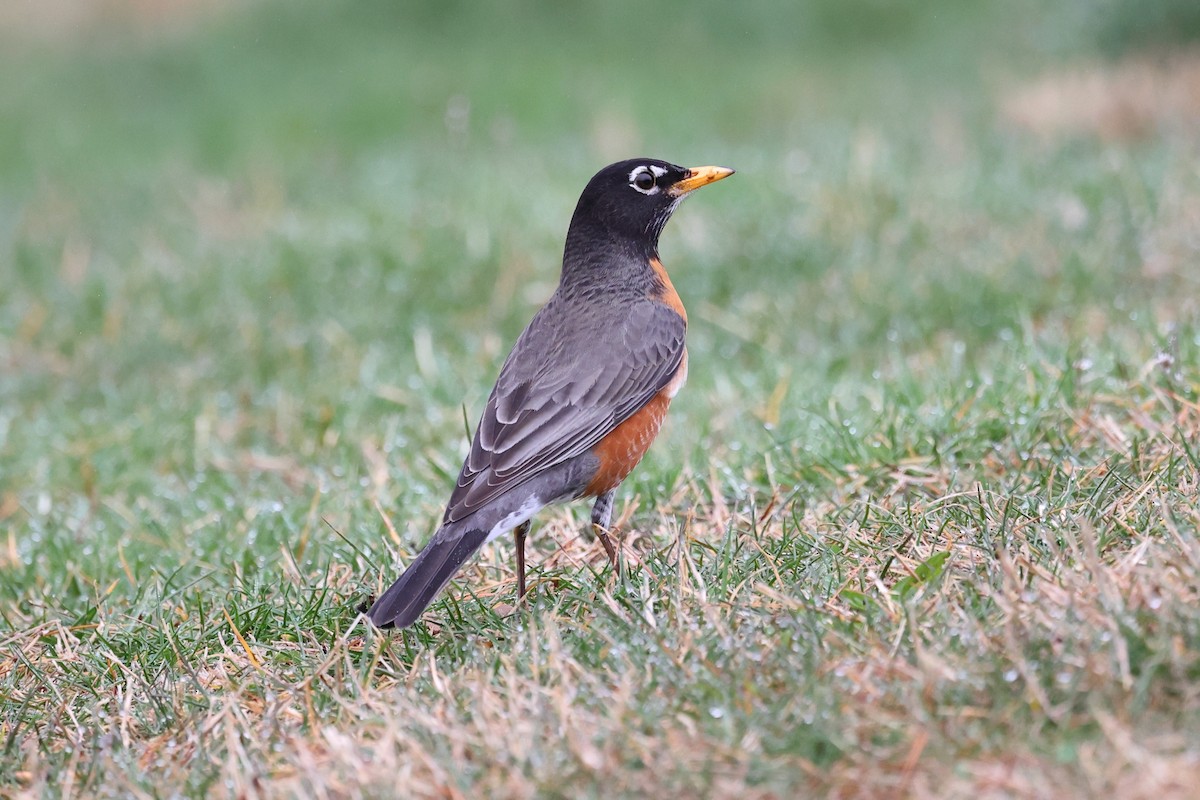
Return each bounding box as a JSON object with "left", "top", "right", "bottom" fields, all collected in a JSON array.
[{"left": 567, "top": 158, "right": 734, "bottom": 253}]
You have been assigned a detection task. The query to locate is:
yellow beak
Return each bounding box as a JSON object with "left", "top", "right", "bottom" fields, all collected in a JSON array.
[{"left": 669, "top": 165, "right": 735, "bottom": 196}]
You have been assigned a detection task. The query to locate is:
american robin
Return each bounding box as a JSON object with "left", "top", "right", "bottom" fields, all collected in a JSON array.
[{"left": 368, "top": 158, "right": 734, "bottom": 629}]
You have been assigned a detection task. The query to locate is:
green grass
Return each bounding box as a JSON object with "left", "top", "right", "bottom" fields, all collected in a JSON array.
[{"left": 3, "top": 0, "right": 1200, "bottom": 796}]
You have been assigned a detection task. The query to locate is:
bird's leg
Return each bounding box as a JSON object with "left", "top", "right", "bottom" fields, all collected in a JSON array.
[
  {"left": 514, "top": 520, "right": 531, "bottom": 599},
  {"left": 590, "top": 490, "right": 619, "bottom": 567}
]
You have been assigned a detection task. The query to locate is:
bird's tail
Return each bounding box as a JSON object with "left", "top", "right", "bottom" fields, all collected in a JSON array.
[{"left": 367, "top": 523, "right": 490, "bottom": 629}]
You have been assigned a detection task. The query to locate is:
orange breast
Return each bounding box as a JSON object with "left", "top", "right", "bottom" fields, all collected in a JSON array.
[
  {"left": 584, "top": 344, "right": 688, "bottom": 496},
  {"left": 584, "top": 387, "right": 672, "bottom": 496},
  {"left": 582, "top": 256, "right": 688, "bottom": 497},
  {"left": 649, "top": 257, "right": 687, "bottom": 323}
]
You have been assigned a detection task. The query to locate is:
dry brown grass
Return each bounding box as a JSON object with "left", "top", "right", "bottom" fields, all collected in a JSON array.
[
  {"left": 4, "top": 372, "right": 1199, "bottom": 798},
  {"left": 0, "top": 0, "right": 231, "bottom": 44},
  {"left": 1001, "top": 50, "right": 1200, "bottom": 141}
]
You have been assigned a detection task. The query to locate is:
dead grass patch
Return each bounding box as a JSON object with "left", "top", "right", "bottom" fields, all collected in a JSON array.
[
  {"left": 1001, "top": 50, "right": 1200, "bottom": 140},
  {"left": 0, "top": 0, "right": 232, "bottom": 44}
]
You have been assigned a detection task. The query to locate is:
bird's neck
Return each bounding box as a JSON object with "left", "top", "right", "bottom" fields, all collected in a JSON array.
[{"left": 561, "top": 217, "right": 659, "bottom": 293}]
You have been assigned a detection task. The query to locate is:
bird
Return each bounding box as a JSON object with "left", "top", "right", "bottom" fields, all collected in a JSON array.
[{"left": 368, "top": 158, "right": 734, "bottom": 629}]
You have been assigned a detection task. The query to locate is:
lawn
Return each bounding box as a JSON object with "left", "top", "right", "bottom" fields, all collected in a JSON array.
[{"left": 2, "top": 1, "right": 1199, "bottom": 797}]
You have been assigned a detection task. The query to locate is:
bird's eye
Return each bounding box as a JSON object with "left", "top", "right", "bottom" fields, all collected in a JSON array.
[{"left": 633, "top": 170, "right": 656, "bottom": 191}]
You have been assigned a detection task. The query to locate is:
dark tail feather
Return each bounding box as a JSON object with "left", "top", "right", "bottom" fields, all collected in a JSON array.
[{"left": 367, "top": 525, "right": 490, "bottom": 629}]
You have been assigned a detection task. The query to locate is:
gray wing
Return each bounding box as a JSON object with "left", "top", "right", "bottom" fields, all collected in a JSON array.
[{"left": 443, "top": 298, "right": 686, "bottom": 523}]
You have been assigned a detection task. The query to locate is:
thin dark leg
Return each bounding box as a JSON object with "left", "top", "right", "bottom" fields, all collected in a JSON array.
[
  {"left": 514, "top": 520, "right": 531, "bottom": 599},
  {"left": 590, "top": 489, "right": 618, "bottom": 566}
]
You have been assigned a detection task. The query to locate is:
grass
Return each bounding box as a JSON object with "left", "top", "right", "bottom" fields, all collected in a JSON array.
[{"left": 2, "top": 0, "right": 1200, "bottom": 796}]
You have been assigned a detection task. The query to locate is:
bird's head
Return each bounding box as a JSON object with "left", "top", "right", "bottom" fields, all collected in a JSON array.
[{"left": 568, "top": 158, "right": 734, "bottom": 252}]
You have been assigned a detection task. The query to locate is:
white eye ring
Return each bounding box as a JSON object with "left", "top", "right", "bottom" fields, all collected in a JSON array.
[{"left": 629, "top": 165, "right": 664, "bottom": 195}]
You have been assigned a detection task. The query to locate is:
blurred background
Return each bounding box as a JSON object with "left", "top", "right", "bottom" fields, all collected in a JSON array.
[
  {"left": 5, "top": 4, "right": 1200, "bottom": 794},
  {"left": 2, "top": 0, "right": 1199, "bottom": 601}
]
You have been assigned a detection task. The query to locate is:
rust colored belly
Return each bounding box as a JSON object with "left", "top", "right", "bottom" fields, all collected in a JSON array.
[
  {"left": 583, "top": 258, "right": 688, "bottom": 497},
  {"left": 583, "top": 350, "right": 687, "bottom": 497}
]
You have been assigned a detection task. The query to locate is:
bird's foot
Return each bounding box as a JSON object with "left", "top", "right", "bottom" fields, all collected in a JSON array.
[{"left": 592, "top": 523, "right": 620, "bottom": 569}]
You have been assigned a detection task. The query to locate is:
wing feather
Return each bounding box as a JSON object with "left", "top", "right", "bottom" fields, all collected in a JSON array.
[{"left": 443, "top": 297, "right": 685, "bottom": 524}]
